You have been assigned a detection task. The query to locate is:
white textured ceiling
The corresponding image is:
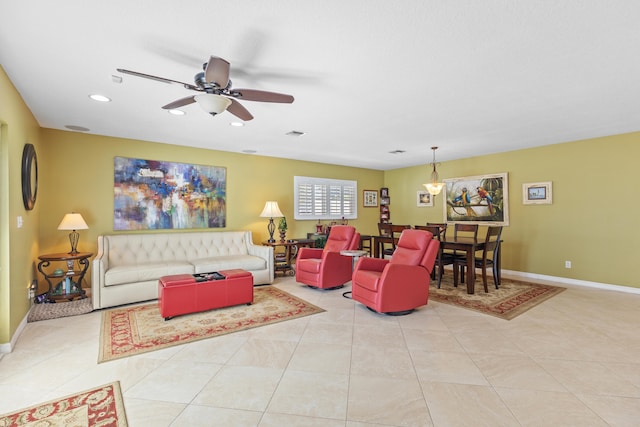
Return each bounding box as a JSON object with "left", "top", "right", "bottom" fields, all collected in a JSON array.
[{"left": 2, "top": 1, "right": 639, "bottom": 170}]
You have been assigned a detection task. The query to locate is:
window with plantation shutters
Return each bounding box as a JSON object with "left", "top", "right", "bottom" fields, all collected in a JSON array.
[{"left": 294, "top": 176, "right": 357, "bottom": 220}]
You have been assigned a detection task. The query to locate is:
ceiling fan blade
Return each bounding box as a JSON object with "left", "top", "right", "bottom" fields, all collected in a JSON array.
[
  {"left": 162, "top": 96, "right": 197, "bottom": 109},
  {"left": 227, "top": 99, "right": 254, "bottom": 121},
  {"left": 117, "top": 69, "right": 199, "bottom": 91},
  {"left": 205, "top": 56, "right": 230, "bottom": 88},
  {"left": 232, "top": 89, "right": 294, "bottom": 103}
]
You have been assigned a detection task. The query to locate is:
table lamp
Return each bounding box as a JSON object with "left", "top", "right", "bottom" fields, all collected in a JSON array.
[
  {"left": 259, "top": 201, "right": 284, "bottom": 243},
  {"left": 58, "top": 212, "right": 89, "bottom": 254}
]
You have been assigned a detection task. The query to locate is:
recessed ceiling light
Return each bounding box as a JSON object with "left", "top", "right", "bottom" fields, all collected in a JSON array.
[
  {"left": 230, "top": 122, "right": 244, "bottom": 127},
  {"left": 242, "top": 149, "right": 257, "bottom": 154},
  {"left": 89, "top": 94, "right": 111, "bottom": 102},
  {"left": 388, "top": 150, "right": 406, "bottom": 154},
  {"left": 286, "top": 130, "right": 306, "bottom": 137},
  {"left": 65, "top": 125, "right": 90, "bottom": 132},
  {"left": 168, "top": 109, "right": 185, "bottom": 116}
]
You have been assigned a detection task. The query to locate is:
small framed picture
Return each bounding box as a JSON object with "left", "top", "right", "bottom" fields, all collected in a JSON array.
[
  {"left": 522, "top": 182, "right": 552, "bottom": 205},
  {"left": 417, "top": 190, "right": 434, "bottom": 207},
  {"left": 380, "top": 197, "right": 390, "bottom": 206},
  {"left": 380, "top": 187, "right": 389, "bottom": 198},
  {"left": 363, "top": 190, "right": 378, "bottom": 207}
]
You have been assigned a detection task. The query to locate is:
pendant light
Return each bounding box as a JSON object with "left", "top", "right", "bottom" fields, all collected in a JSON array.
[{"left": 424, "top": 146, "right": 444, "bottom": 195}]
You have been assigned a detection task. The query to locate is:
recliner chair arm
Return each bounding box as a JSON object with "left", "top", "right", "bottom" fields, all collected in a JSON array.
[
  {"left": 297, "top": 247, "right": 324, "bottom": 260},
  {"left": 354, "top": 256, "right": 388, "bottom": 273}
]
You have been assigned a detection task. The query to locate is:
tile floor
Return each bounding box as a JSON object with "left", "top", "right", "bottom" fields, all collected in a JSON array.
[{"left": 1, "top": 275, "right": 639, "bottom": 426}]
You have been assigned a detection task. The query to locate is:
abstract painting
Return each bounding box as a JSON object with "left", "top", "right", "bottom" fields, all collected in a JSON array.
[
  {"left": 443, "top": 172, "right": 509, "bottom": 226},
  {"left": 114, "top": 157, "right": 226, "bottom": 230}
]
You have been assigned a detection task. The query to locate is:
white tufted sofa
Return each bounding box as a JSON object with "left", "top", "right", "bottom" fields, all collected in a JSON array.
[{"left": 91, "top": 231, "right": 273, "bottom": 309}]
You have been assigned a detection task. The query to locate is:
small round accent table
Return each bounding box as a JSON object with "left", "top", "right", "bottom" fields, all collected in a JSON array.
[{"left": 340, "top": 249, "right": 369, "bottom": 271}]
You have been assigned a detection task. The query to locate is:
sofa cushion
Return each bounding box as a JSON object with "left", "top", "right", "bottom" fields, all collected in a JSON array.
[
  {"left": 191, "top": 255, "right": 266, "bottom": 273},
  {"left": 105, "top": 262, "right": 193, "bottom": 286}
]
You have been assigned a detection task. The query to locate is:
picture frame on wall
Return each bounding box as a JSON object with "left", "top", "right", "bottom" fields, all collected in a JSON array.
[
  {"left": 443, "top": 172, "right": 509, "bottom": 226},
  {"left": 363, "top": 190, "right": 378, "bottom": 207},
  {"left": 416, "top": 190, "right": 433, "bottom": 207},
  {"left": 522, "top": 181, "right": 552, "bottom": 205},
  {"left": 380, "top": 187, "right": 389, "bottom": 198}
]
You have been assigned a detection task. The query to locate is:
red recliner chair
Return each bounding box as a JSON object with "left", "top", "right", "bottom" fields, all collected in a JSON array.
[
  {"left": 296, "top": 225, "right": 360, "bottom": 289},
  {"left": 351, "top": 229, "right": 439, "bottom": 315}
]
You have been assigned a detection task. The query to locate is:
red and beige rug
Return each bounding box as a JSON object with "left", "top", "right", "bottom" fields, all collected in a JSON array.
[
  {"left": 430, "top": 276, "right": 565, "bottom": 320},
  {"left": 0, "top": 381, "right": 127, "bottom": 426},
  {"left": 99, "top": 285, "right": 324, "bottom": 363}
]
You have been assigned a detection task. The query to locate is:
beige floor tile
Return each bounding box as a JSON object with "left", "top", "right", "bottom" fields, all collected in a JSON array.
[
  {"left": 123, "top": 398, "right": 186, "bottom": 427},
  {"left": 421, "top": 381, "right": 519, "bottom": 427},
  {"left": 495, "top": 387, "right": 610, "bottom": 426},
  {"left": 267, "top": 370, "right": 348, "bottom": 419},
  {"left": 454, "top": 328, "right": 526, "bottom": 356},
  {"left": 170, "top": 405, "right": 263, "bottom": 427},
  {"left": 471, "top": 354, "right": 566, "bottom": 392},
  {"left": 193, "top": 365, "right": 283, "bottom": 411},
  {"left": 347, "top": 374, "right": 432, "bottom": 426},
  {"left": 535, "top": 359, "right": 640, "bottom": 397},
  {"left": 260, "top": 412, "right": 346, "bottom": 426},
  {"left": 124, "top": 360, "right": 220, "bottom": 403},
  {"left": 577, "top": 394, "right": 640, "bottom": 427},
  {"left": 402, "top": 328, "right": 465, "bottom": 353},
  {"left": 300, "top": 321, "right": 354, "bottom": 346},
  {"left": 287, "top": 341, "right": 352, "bottom": 375},
  {"left": 411, "top": 350, "right": 489, "bottom": 385},
  {"left": 352, "top": 322, "right": 405, "bottom": 348},
  {"left": 227, "top": 338, "right": 298, "bottom": 368},
  {"left": 169, "top": 333, "right": 248, "bottom": 364},
  {"left": 350, "top": 345, "right": 416, "bottom": 380}
]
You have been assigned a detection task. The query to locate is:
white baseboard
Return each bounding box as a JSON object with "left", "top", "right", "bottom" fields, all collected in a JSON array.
[
  {"left": 0, "top": 306, "right": 30, "bottom": 354},
  {"left": 501, "top": 269, "right": 640, "bottom": 295}
]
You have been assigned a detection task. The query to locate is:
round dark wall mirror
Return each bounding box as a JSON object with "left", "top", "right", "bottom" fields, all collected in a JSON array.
[{"left": 21, "top": 143, "right": 38, "bottom": 210}]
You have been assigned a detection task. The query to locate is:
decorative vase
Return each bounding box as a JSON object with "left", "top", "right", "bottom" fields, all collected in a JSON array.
[{"left": 279, "top": 230, "right": 286, "bottom": 242}]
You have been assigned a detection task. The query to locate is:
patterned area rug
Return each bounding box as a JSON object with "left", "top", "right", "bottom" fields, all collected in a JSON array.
[
  {"left": 430, "top": 275, "right": 565, "bottom": 320},
  {"left": 28, "top": 298, "right": 93, "bottom": 322},
  {"left": 0, "top": 381, "right": 127, "bottom": 426},
  {"left": 98, "top": 286, "right": 324, "bottom": 363}
]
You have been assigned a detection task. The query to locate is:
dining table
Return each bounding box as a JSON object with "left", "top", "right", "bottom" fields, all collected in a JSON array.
[{"left": 439, "top": 236, "right": 491, "bottom": 295}]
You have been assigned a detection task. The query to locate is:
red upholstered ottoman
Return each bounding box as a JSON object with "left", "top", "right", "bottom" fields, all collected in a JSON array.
[{"left": 158, "top": 269, "right": 253, "bottom": 320}]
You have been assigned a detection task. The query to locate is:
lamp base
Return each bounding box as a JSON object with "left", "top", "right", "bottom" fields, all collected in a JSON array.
[
  {"left": 267, "top": 218, "right": 276, "bottom": 243},
  {"left": 68, "top": 230, "right": 80, "bottom": 254}
]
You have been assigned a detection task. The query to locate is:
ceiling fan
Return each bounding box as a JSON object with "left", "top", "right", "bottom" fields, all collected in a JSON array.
[{"left": 117, "top": 56, "right": 294, "bottom": 121}]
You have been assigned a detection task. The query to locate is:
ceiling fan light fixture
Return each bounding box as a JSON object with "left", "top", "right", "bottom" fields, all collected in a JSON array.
[
  {"left": 195, "top": 94, "right": 231, "bottom": 114},
  {"left": 89, "top": 94, "right": 111, "bottom": 102},
  {"left": 167, "top": 109, "right": 185, "bottom": 116},
  {"left": 424, "top": 146, "right": 444, "bottom": 196}
]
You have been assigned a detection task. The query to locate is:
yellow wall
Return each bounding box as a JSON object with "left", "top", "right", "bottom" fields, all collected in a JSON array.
[
  {"left": 383, "top": 132, "right": 639, "bottom": 287},
  {"left": 0, "top": 66, "right": 43, "bottom": 344},
  {"left": 36, "top": 129, "right": 384, "bottom": 268}
]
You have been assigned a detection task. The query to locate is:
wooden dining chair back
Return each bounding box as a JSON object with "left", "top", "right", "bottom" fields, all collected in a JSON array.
[
  {"left": 377, "top": 222, "right": 395, "bottom": 258},
  {"left": 454, "top": 223, "right": 478, "bottom": 239},
  {"left": 385, "top": 224, "right": 411, "bottom": 258},
  {"left": 415, "top": 224, "right": 446, "bottom": 287},
  {"left": 426, "top": 222, "right": 448, "bottom": 240},
  {"left": 455, "top": 225, "right": 503, "bottom": 292}
]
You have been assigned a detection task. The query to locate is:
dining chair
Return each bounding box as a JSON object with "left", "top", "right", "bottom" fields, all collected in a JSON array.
[
  {"left": 415, "top": 224, "right": 446, "bottom": 288},
  {"left": 455, "top": 225, "right": 503, "bottom": 292},
  {"left": 449, "top": 223, "right": 479, "bottom": 286},
  {"left": 377, "top": 222, "right": 395, "bottom": 258}
]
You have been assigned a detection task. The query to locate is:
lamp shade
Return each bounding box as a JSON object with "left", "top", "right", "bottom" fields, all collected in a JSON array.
[
  {"left": 195, "top": 94, "right": 232, "bottom": 114},
  {"left": 57, "top": 213, "right": 89, "bottom": 230},
  {"left": 260, "top": 201, "right": 284, "bottom": 218}
]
